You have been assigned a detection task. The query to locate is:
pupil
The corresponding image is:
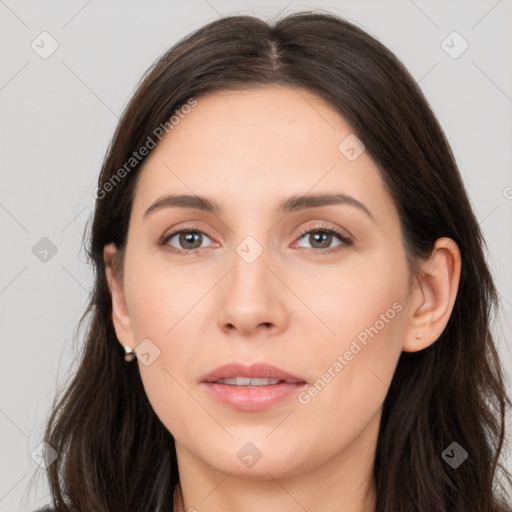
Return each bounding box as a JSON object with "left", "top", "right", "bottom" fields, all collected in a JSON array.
[
  {"left": 181, "top": 231, "right": 200, "bottom": 248},
  {"left": 312, "top": 232, "right": 330, "bottom": 248}
]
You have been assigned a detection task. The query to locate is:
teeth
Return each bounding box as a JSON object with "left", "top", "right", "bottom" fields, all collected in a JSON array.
[{"left": 216, "top": 377, "right": 281, "bottom": 386}]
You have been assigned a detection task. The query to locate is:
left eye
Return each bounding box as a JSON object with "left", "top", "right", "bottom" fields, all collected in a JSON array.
[{"left": 295, "top": 228, "right": 347, "bottom": 250}]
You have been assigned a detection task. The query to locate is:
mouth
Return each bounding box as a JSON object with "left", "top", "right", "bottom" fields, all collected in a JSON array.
[
  {"left": 201, "top": 362, "right": 306, "bottom": 384},
  {"left": 213, "top": 377, "right": 291, "bottom": 386},
  {"left": 200, "top": 362, "right": 307, "bottom": 411}
]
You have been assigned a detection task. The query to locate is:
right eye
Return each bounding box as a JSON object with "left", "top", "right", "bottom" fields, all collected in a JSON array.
[{"left": 159, "top": 227, "right": 216, "bottom": 255}]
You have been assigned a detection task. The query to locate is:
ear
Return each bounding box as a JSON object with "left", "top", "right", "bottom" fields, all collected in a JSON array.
[
  {"left": 103, "top": 243, "right": 135, "bottom": 351},
  {"left": 402, "top": 237, "right": 461, "bottom": 353}
]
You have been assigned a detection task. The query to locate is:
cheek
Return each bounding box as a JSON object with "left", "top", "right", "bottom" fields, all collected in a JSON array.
[
  {"left": 124, "top": 255, "right": 209, "bottom": 342},
  {"left": 122, "top": 259, "right": 210, "bottom": 429},
  {"left": 124, "top": 274, "right": 202, "bottom": 440},
  {"left": 296, "top": 251, "right": 409, "bottom": 430}
]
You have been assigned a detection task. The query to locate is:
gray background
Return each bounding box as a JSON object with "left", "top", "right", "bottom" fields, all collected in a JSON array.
[{"left": 1, "top": 0, "right": 511, "bottom": 510}]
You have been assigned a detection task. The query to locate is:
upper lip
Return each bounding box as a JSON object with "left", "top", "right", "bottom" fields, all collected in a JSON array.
[{"left": 201, "top": 362, "right": 306, "bottom": 384}]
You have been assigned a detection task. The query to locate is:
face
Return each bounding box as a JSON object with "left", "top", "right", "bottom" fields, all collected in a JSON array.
[{"left": 107, "top": 86, "right": 416, "bottom": 480}]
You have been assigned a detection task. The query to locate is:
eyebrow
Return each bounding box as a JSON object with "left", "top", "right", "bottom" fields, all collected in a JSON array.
[{"left": 143, "top": 192, "right": 375, "bottom": 222}]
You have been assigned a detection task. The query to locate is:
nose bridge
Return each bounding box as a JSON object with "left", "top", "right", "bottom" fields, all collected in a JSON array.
[
  {"left": 235, "top": 233, "right": 266, "bottom": 267},
  {"left": 230, "top": 232, "right": 271, "bottom": 295},
  {"left": 228, "top": 205, "right": 272, "bottom": 276}
]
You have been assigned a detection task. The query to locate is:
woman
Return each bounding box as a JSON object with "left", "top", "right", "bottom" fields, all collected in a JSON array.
[{"left": 30, "top": 10, "right": 511, "bottom": 512}]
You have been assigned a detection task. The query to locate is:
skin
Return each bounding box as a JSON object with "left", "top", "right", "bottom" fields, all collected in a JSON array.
[{"left": 104, "top": 86, "right": 461, "bottom": 512}]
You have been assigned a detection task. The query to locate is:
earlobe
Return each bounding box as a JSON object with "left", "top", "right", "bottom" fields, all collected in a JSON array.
[
  {"left": 403, "top": 237, "right": 461, "bottom": 353},
  {"left": 103, "top": 243, "right": 135, "bottom": 350}
]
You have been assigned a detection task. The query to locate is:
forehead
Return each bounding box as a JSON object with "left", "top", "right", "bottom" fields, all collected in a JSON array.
[{"left": 129, "top": 86, "right": 395, "bottom": 223}]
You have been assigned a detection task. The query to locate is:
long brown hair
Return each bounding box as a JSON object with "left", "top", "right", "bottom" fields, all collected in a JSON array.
[{"left": 28, "top": 10, "right": 511, "bottom": 511}]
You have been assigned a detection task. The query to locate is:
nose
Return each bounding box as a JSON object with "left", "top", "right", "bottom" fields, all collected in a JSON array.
[{"left": 216, "top": 242, "right": 288, "bottom": 338}]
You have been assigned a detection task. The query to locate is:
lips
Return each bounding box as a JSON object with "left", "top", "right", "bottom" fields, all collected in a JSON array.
[
  {"left": 200, "top": 362, "right": 307, "bottom": 411},
  {"left": 200, "top": 362, "right": 306, "bottom": 384}
]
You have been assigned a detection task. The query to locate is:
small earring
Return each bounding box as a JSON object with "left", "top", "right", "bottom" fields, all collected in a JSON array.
[
  {"left": 416, "top": 333, "right": 422, "bottom": 340},
  {"left": 124, "top": 345, "right": 136, "bottom": 362}
]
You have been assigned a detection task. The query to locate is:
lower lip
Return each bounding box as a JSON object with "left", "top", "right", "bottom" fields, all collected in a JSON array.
[{"left": 202, "top": 382, "right": 307, "bottom": 411}]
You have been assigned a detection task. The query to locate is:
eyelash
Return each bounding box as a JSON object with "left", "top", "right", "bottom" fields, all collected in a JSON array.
[{"left": 157, "top": 223, "right": 353, "bottom": 256}]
